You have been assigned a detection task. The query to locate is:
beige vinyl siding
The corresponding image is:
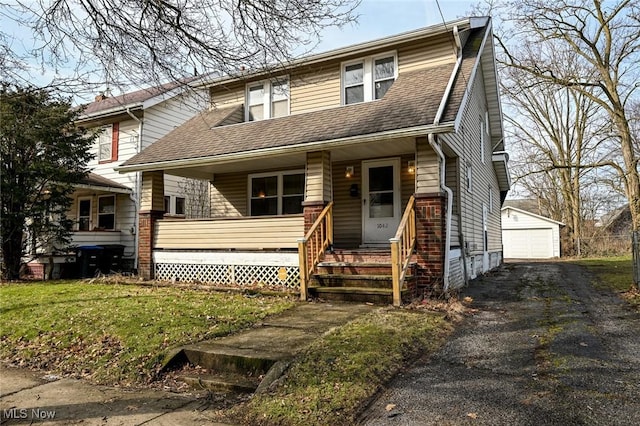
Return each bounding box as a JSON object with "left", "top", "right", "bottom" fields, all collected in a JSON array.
[
  {"left": 398, "top": 34, "right": 457, "bottom": 73},
  {"left": 415, "top": 137, "right": 440, "bottom": 193},
  {"left": 210, "top": 172, "right": 248, "bottom": 217},
  {"left": 331, "top": 154, "right": 415, "bottom": 249},
  {"left": 140, "top": 171, "right": 165, "bottom": 212},
  {"left": 332, "top": 160, "right": 362, "bottom": 248},
  {"left": 154, "top": 216, "right": 304, "bottom": 249},
  {"left": 305, "top": 151, "right": 332, "bottom": 202},
  {"left": 210, "top": 84, "right": 245, "bottom": 108},
  {"left": 443, "top": 68, "right": 502, "bottom": 255},
  {"left": 400, "top": 154, "right": 416, "bottom": 210},
  {"left": 445, "top": 156, "right": 460, "bottom": 242},
  {"left": 290, "top": 65, "right": 341, "bottom": 114}
]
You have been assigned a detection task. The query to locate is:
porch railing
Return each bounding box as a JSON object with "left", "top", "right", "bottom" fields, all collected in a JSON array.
[
  {"left": 390, "top": 195, "right": 416, "bottom": 306},
  {"left": 298, "top": 202, "right": 334, "bottom": 301}
]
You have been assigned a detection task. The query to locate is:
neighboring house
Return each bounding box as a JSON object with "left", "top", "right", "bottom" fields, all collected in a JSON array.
[
  {"left": 600, "top": 204, "right": 632, "bottom": 236},
  {"left": 501, "top": 206, "right": 563, "bottom": 259},
  {"left": 117, "top": 16, "right": 510, "bottom": 304},
  {"left": 24, "top": 84, "right": 208, "bottom": 279}
]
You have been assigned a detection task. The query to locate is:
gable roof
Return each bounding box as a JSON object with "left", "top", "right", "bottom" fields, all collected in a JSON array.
[
  {"left": 118, "top": 18, "right": 490, "bottom": 173},
  {"left": 501, "top": 206, "right": 565, "bottom": 226}
]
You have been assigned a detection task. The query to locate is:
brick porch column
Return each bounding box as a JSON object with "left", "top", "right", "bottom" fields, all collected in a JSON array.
[
  {"left": 138, "top": 210, "right": 164, "bottom": 279},
  {"left": 414, "top": 192, "right": 447, "bottom": 292},
  {"left": 302, "top": 200, "right": 327, "bottom": 234},
  {"left": 138, "top": 170, "right": 164, "bottom": 280}
]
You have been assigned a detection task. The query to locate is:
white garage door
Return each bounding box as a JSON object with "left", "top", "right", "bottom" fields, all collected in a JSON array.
[{"left": 503, "top": 228, "right": 554, "bottom": 259}]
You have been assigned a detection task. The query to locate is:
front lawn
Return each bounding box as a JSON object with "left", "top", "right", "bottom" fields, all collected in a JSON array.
[
  {"left": 233, "top": 307, "right": 455, "bottom": 426},
  {"left": 573, "top": 255, "right": 639, "bottom": 310},
  {"left": 0, "top": 281, "right": 295, "bottom": 385}
]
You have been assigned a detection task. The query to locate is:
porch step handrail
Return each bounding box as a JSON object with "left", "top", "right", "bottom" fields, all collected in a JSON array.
[
  {"left": 390, "top": 195, "right": 416, "bottom": 306},
  {"left": 298, "top": 202, "right": 334, "bottom": 301}
]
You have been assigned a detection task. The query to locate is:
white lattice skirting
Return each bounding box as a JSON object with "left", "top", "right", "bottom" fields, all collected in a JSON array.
[{"left": 153, "top": 251, "right": 300, "bottom": 288}]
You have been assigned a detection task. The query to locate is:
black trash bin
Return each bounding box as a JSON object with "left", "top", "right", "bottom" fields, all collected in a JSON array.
[
  {"left": 99, "top": 244, "right": 126, "bottom": 274},
  {"left": 76, "top": 245, "right": 104, "bottom": 278}
]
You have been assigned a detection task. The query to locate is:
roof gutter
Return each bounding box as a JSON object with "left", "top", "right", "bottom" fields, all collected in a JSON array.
[
  {"left": 116, "top": 122, "right": 455, "bottom": 173},
  {"left": 73, "top": 183, "right": 132, "bottom": 194},
  {"left": 428, "top": 25, "right": 463, "bottom": 293}
]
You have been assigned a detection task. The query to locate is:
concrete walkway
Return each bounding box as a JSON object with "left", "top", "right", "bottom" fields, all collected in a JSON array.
[{"left": 0, "top": 302, "right": 374, "bottom": 425}]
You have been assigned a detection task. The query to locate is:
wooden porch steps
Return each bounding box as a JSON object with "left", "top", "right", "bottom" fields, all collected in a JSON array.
[{"left": 308, "top": 249, "right": 415, "bottom": 304}]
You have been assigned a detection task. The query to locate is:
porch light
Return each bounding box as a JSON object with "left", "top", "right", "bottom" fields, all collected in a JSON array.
[
  {"left": 407, "top": 160, "right": 416, "bottom": 174},
  {"left": 345, "top": 166, "right": 354, "bottom": 178}
]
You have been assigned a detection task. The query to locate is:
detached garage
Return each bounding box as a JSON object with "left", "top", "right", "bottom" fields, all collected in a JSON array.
[{"left": 501, "top": 206, "right": 564, "bottom": 259}]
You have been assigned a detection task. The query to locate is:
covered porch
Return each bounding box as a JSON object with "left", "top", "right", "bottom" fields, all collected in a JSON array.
[{"left": 133, "top": 134, "right": 452, "bottom": 305}]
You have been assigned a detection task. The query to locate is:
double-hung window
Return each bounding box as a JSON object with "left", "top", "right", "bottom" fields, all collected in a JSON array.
[
  {"left": 98, "top": 126, "right": 112, "bottom": 161},
  {"left": 249, "top": 171, "right": 304, "bottom": 216},
  {"left": 98, "top": 123, "right": 119, "bottom": 162},
  {"left": 246, "top": 77, "right": 289, "bottom": 121},
  {"left": 97, "top": 195, "right": 116, "bottom": 230},
  {"left": 342, "top": 53, "right": 397, "bottom": 105}
]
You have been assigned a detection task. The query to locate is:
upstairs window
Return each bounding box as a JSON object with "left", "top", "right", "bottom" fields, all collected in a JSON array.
[
  {"left": 344, "top": 62, "right": 364, "bottom": 104},
  {"left": 98, "top": 126, "right": 112, "bottom": 161},
  {"left": 246, "top": 77, "right": 289, "bottom": 121},
  {"left": 98, "top": 123, "right": 119, "bottom": 163},
  {"left": 342, "top": 53, "right": 397, "bottom": 105}
]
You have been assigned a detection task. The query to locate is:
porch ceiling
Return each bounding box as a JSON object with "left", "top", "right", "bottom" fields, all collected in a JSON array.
[{"left": 164, "top": 136, "right": 417, "bottom": 179}]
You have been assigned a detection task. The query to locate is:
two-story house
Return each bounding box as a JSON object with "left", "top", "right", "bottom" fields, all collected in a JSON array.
[
  {"left": 117, "top": 16, "right": 510, "bottom": 304},
  {"left": 24, "top": 84, "right": 208, "bottom": 279}
]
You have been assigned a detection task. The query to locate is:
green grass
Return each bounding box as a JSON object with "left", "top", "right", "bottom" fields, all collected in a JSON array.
[
  {"left": 235, "top": 308, "right": 453, "bottom": 426},
  {"left": 573, "top": 255, "right": 640, "bottom": 309},
  {"left": 0, "top": 281, "right": 295, "bottom": 385}
]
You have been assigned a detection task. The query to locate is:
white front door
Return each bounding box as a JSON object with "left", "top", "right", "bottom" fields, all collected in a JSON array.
[{"left": 362, "top": 158, "right": 401, "bottom": 246}]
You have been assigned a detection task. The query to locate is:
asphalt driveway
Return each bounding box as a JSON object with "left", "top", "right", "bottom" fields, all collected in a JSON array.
[{"left": 361, "top": 261, "right": 640, "bottom": 425}]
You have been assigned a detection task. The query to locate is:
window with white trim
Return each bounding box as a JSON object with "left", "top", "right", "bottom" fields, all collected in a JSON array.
[
  {"left": 466, "top": 163, "right": 473, "bottom": 193},
  {"left": 97, "top": 195, "right": 115, "bottom": 230},
  {"left": 246, "top": 77, "right": 289, "bottom": 121},
  {"left": 78, "top": 198, "right": 92, "bottom": 231},
  {"left": 98, "top": 125, "right": 112, "bottom": 161},
  {"left": 249, "top": 171, "right": 304, "bottom": 216},
  {"left": 342, "top": 52, "right": 397, "bottom": 105}
]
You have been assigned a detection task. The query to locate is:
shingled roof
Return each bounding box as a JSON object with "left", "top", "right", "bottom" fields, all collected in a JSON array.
[{"left": 120, "top": 24, "right": 487, "bottom": 170}]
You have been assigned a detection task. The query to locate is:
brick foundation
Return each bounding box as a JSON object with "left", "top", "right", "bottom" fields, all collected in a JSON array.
[
  {"left": 138, "top": 210, "right": 164, "bottom": 280},
  {"left": 414, "top": 192, "right": 447, "bottom": 292}
]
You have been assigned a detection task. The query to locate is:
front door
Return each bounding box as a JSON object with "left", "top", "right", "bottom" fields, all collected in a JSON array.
[{"left": 362, "top": 158, "right": 401, "bottom": 246}]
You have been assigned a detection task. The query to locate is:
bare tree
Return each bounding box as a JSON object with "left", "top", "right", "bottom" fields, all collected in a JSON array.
[
  {"left": 503, "top": 61, "right": 614, "bottom": 255},
  {"left": 1, "top": 0, "right": 360, "bottom": 96},
  {"left": 178, "top": 178, "right": 211, "bottom": 219},
  {"left": 497, "top": 0, "right": 640, "bottom": 231}
]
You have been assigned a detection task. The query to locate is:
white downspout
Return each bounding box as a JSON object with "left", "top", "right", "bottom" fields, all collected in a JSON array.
[
  {"left": 428, "top": 25, "right": 462, "bottom": 292},
  {"left": 126, "top": 108, "right": 143, "bottom": 271}
]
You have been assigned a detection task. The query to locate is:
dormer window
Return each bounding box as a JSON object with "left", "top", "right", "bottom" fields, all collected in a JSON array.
[
  {"left": 246, "top": 77, "right": 289, "bottom": 121},
  {"left": 342, "top": 52, "right": 397, "bottom": 105}
]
